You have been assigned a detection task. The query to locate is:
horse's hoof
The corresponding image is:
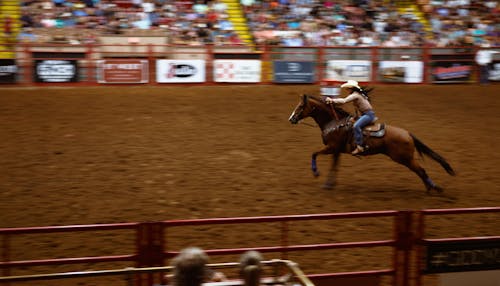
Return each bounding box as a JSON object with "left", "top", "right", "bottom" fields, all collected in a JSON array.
[
  {"left": 321, "top": 183, "right": 334, "bottom": 190},
  {"left": 427, "top": 185, "right": 444, "bottom": 193},
  {"left": 434, "top": 186, "right": 444, "bottom": 193}
]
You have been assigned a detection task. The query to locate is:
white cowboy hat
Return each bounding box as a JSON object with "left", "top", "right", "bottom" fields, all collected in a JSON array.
[{"left": 340, "top": 80, "right": 361, "bottom": 89}]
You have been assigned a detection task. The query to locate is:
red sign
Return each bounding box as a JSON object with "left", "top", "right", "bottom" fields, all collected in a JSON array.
[{"left": 97, "top": 59, "right": 148, "bottom": 83}]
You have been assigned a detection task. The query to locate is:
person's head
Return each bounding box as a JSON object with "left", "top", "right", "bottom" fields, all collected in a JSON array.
[
  {"left": 172, "top": 247, "right": 210, "bottom": 286},
  {"left": 239, "top": 251, "right": 263, "bottom": 286}
]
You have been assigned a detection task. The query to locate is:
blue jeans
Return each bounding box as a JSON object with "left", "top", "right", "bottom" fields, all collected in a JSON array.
[{"left": 353, "top": 110, "right": 376, "bottom": 146}]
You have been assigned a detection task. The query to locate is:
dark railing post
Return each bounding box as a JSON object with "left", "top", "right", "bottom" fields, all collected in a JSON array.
[
  {"left": 280, "top": 220, "right": 289, "bottom": 261},
  {"left": 371, "top": 46, "right": 378, "bottom": 84},
  {"left": 136, "top": 222, "right": 164, "bottom": 286},
  {"left": 414, "top": 211, "right": 425, "bottom": 286},
  {"left": 2, "top": 233, "right": 11, "bottom": 286},
  {"left": 394, "top": 210, "right": 413, "bottom": 286}
]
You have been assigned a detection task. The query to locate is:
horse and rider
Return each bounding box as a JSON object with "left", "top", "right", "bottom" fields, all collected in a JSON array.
[
  {"left": 289, "top": 80, "right": 455, "bottom": 192},
  {"left": 324, "top": 80, "right": 375, "bottom": 155}
]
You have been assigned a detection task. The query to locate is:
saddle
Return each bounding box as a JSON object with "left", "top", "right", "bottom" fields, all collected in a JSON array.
[
  {"left": 363, "top": 123, "right": 385, "bottom": 137},
  {"left": 349, "top": 116, "right": 386, "bottom": 138}
]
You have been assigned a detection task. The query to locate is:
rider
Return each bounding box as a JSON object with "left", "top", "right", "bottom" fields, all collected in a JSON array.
[{"left": 325, "top": 80, "right": 375, "bottom": 155}]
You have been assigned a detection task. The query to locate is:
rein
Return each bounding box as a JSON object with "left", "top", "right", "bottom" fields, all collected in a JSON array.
[{"left": 329, "top": 104, "right": 340, "bottom": 121}]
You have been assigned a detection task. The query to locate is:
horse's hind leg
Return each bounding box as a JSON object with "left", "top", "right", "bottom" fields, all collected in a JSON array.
[{"left": 405, "top": 158, "right": 443, "bottom": 193}]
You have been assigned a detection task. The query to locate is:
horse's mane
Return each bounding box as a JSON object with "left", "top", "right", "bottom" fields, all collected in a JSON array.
[{"left": 305, "top": 94, "right": 352, "bottom": 119}]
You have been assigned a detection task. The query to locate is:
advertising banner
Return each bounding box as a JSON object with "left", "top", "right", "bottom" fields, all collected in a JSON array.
[
  {"left": 0, "top": 59, "right": 17, "bottom": 83},
  {"left": 431, "top": 62, "right": 473, "bottom": 83},
  {"left": 325, "top": 60, "right": 371, "bottom": 82},
  {"left": 156, "top": 60, "right": 205, "bottom": 83},
  {"left": 378, "top": 61, "right": 424, "bottom": 83},
  {"left": 97, "top": 59, "right": 148, "bottom": 84},
  {"left": 214, "top": 60, "right": 261, "bottom": 83},
  {"left": 273, "top": 61, "right": 315, "bottom": 83},
  {"left": 34, "top": 60, "right": 78, "bottom": 83},
  {"left": 425, "top": 240, "right": 500, "bottom": 274}
]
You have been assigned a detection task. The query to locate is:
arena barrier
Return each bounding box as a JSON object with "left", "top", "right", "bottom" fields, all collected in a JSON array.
[
  {"left": 1, "top": 207, "right": 499, "bottom": 286},
  {"left": 2, "top": 43, "right": 499, "bottom": 86}
]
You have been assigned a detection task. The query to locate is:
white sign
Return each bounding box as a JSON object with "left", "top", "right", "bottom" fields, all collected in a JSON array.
[
  {"left": 379, "top": 61, "right": 423, "bottom": 83},
  {"left": 326, "top": 60, "right": 371, "bottom": 82},
  {"left": 156, "top": 60, "right": 205, "bottom": 83},
  {"left": 214, "top": 60, "right": 261, "bottom": 83}
]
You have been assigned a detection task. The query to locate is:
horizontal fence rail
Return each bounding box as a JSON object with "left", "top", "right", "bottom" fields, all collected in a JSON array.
[{"left": 1, "top": 208, "right": 499, "bottom": 286}]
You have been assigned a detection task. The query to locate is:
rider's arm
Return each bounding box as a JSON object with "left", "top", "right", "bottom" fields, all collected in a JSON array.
[{"left": 332, "top": 92, "right": 358, "bottom": 104}]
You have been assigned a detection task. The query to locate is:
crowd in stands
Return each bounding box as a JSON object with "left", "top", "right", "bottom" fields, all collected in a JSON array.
[
  {"left": 13, "top": 0, "right": 500, "bottom": 48},
  {"left": 245, "top": 0, "right": 498, "bottom": 47}
]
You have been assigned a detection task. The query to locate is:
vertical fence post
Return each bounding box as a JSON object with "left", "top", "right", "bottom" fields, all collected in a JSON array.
[
  {"left": 2, "top": 234, "right": 10, "bottom": 286},
  {"left": 393, "top": 210, "right": 413, "bottom": 286},
  {"left": 23, "top": 42, "right": 33, "bottom": 85},
  {"left": 86, "top": 43, "right": 94, "bottom": 85},
  {"left": 280, "top": 220, "right": 289, "bottom": 261},
  {"left": 414, "top": 211, "right": 425, "bottom": 286},
  {"left": 147, "top": 44, "right": 154, "bottom": 85},
  {"left": 422, "top": 45, "right": 430, "bottom": 84},
  {"left": 317, "top": 46, "right": 324, "bottom": 83},
  {"left": 136, "top": 222, "right": 165, "bottom": 286},
  {"left": 371, "top": 46, "right": 378, "bottom": 84}
]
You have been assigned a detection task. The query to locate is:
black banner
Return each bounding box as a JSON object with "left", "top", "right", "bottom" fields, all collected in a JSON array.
[
  {"left": 0, "top": 59, "right": 17, "bottom": 83},
  {"left": 273, "top": 61, "right": 315, "bottom": 83},
  {"left": 425, "top": 240, "right": 500, "bottom": 274},
  {"left": 34, "top": 60, "right": 78, "bottom": 83}
]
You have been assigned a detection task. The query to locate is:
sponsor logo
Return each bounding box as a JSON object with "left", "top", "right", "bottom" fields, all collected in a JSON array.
[
  {"left": 287, "top": 62, "right": 301, "bottom": 72},
  {"left": 167, "top": 64, "right": 197, "bottom": 78},
  {"left": 0, "top": 65, "right": 17, "bottom": 74},
  {"left": 35, "top": 60, "right": 77, "bottom": 82},
  {"left": 433, "top": 64, "right": 471, "bottom": 79}
]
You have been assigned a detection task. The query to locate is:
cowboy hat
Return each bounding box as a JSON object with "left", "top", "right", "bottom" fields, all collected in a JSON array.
[{"left": 340, "top": 80, "right": 361, "bottom": 89}]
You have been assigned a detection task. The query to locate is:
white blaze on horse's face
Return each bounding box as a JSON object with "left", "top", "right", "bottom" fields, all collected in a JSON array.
[
  {"left": 289, "top": 95, "right": 308, "bottom": 124},
  {"left": 289, "top": 102, "right": 304, "bottom": 124}
]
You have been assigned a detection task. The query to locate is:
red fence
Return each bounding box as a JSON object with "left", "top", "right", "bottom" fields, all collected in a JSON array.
[
  {"left": 1, "top": 207, "right": 499, "bottom": 286},
  {"left": 1, "top": 43, "right": 499, "bottom": 86}
]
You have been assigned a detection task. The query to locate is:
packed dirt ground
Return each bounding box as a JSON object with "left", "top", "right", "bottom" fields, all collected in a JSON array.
[{"left": 1, "top": 84, "right": 499, "bottom": 285}]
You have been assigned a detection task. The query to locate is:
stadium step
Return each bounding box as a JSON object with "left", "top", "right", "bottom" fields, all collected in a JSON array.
[
  {"left": 0, "top": 0, "right": 21, "bottom": 58},
  {"left": 220, "top": 0, "right": 254, "bottom": 47}
]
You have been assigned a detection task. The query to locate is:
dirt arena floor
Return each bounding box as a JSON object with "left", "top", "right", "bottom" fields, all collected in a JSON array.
[{"left": 1, "top": 84, "right": 499, "bottom": 285}]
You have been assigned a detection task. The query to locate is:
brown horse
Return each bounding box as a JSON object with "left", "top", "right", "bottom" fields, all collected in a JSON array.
[{"left": 288, "top": 94, "right": 455, "bottom": 192}]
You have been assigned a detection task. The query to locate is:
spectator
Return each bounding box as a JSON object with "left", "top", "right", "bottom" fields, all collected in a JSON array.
[
  {"left": 17, "top": 27, "right": 37, "bottom": 42},
  {"left": 239, "top": 251, "right": 263, "bottom": 286},
  {"left": 170, "top": 247, "right": 227, "bottom": 286},
  {"left": 171, "top": 247, "right": 210, "bottom": 286},
  {"left": 475, "top": 46, "right": 499, "bottom": 84}
]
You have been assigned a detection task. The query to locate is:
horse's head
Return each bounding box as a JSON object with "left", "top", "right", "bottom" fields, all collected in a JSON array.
[
  {"left": 289, "top": 94, "right": 353, "bottom": 126},
  {"left": 289, "top": 94, "right": 316, "bottom": 124}
]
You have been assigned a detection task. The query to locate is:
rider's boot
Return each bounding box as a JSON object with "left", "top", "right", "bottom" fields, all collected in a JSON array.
[{"left": 351, "top": 145, "right": 365, "bottom": 155}]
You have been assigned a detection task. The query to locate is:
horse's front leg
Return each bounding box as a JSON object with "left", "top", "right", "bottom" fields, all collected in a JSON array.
[
  {"left": 311, "top": 146, "right": 334, "bottom": 177},
  {"left": 322, "top": 152, "right": 341, "bottom": 190}
]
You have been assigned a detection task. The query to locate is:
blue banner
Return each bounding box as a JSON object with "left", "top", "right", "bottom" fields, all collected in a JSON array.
[{"left": 273, "top": 61, "right": 315, "bottom": 83}]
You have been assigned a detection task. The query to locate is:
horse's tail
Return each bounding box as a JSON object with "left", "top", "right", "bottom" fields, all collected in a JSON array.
[{"left": 410, "top": 134, "right": 456, "bottom": 176}]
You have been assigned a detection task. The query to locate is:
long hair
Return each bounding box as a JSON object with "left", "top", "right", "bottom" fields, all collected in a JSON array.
[{"left": 353, "top": 86, "right": 374, "bottom": 102}]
